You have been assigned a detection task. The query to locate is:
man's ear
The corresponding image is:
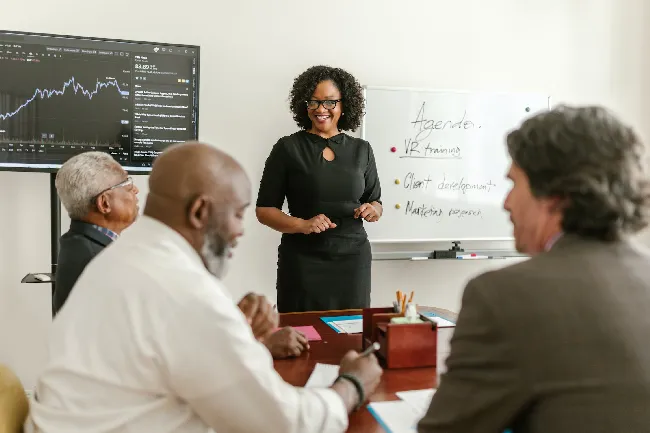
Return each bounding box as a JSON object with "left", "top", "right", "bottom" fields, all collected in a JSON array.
[
  {"left": 188, "top": 195, "right": 210, "bottom": 230},
  {"left": 545, "top": 196, "right": 567, "bottom": 213},
  {"left": 95, "top": 193, "right": 112, "bottom": 215}
]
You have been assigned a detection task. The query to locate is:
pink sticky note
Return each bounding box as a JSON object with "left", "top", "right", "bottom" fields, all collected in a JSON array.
[
  {"left": 274, "top": 325, "right": 322, "bottom": 341},
  {"left": 293, "top": 326, "right": 322, "bottom": 341}
]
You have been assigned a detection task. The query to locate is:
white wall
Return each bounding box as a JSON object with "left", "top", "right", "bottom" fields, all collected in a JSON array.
[{"left": 1, "top": 0, "right": 649, "bottom": 388}]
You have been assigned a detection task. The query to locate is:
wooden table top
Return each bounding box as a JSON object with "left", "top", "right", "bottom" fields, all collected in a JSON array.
[{"left": 275, "top": 308, "right": 456, "bottom": 433}]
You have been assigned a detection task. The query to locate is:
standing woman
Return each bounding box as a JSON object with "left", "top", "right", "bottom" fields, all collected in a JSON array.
[{"left": 256, "top": 65, "right": 382, "bottom": 313}]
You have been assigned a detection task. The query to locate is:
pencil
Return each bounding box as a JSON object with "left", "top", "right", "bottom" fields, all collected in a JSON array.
[{"left": 408, "top": 291, "right": 414, "bottom": 303}]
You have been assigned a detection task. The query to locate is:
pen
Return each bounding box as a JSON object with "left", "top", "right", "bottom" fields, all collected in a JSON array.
[{"left": 360, "top": 342, "right": 380, "bottom": 357}]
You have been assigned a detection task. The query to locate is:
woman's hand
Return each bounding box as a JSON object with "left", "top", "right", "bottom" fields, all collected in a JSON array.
[
  {"left": 301, "top": 214, "right": 337, "bottom": 234},
  {"left": 354, "top": 203, "right": 381, "bottom": 222}
]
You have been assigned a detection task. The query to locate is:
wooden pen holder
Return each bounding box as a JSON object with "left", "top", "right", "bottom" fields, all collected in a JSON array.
[{"left": 362, "top": 307, "right": 438, "bottom": 369}]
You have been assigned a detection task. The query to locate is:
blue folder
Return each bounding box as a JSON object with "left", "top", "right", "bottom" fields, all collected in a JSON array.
[{"left": 320, "top": 315, "right": 362, "bottom": 333}]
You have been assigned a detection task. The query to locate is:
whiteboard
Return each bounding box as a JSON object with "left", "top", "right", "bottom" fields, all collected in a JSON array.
[{"left": 361, "top": 86, "right": 550, "bottom": 243}]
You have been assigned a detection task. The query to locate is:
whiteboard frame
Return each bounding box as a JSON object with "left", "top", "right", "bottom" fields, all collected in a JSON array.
[{"left": 360, "top": 85, "right": 551, "bottom": 244}]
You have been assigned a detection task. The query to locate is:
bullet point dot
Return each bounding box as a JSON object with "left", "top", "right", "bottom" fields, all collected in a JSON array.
[
  {"left": 390, "top": 147, "right": 397, "bottom": 152},
  {"left": 395, "top": 203, "right": 401, "bottom": 209},
  {"left": 394, "top": 179, "right": 400, "bottom": 184}
]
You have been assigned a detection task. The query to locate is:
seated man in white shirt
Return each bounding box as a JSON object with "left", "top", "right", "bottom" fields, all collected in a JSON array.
[{"left": 28, "top": 141, "right": 382, "bottom": 433}]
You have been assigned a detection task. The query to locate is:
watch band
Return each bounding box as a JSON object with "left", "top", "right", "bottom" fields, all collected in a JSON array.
[{"left": 336, "top": 373, "right": 365, "bottom": 411}]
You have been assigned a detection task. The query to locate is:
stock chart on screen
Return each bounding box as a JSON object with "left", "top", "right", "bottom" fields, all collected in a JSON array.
[{"left": 0, "top": 31, "right": 200, "bottom": 172}]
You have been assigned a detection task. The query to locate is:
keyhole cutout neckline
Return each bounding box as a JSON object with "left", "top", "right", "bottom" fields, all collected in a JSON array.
[
  {"left": 322, "top": 146, "right": 336, "bottom": 162},
  {"left": 302, "top": 130, "right": 343, "bottom": 162}
]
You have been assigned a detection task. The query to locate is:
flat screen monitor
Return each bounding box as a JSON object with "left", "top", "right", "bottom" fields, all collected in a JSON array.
[{"left": 0, "top": 30, "right": 200, "bottom": 172}]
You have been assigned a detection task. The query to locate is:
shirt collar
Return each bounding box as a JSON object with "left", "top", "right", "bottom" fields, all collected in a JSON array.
[
  {"left": 90, "top": 224, "right": 119, "bottom": 241},
  {"left": 302, "top": 130, "right": 345, "bottom": 144},
  {"left": 128, "top": 215, "right": 205, "bottom": 269},
  {"left": 544, "top": 231, "right": 564, "bottom": 252}
]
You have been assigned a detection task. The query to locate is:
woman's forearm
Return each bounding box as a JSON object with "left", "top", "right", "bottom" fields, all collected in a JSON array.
[{"left": 256, "top": 207, "right": 306, "bottom": 234}]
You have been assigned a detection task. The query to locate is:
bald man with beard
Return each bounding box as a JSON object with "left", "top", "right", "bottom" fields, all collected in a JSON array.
[
  {"left": 27, "top": 142, "right": 383, "bottom": 433},
  {"left": 147, "top": 140, "right": 308, "bottom": 359}
]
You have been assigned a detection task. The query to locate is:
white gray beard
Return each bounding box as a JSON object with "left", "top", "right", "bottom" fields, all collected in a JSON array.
[{"left": 201, "top": 234, "right": 230, "bottom": 278}]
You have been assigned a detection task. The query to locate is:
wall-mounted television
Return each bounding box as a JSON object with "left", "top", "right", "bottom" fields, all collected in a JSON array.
[{"left": 0, "top": 30, "right": 200, "bottom": 172}]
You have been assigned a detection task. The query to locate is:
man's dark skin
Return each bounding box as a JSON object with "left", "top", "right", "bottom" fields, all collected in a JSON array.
[
  {"left": 142, "top": 141, "right": 382, "bottom": 412},
  {"left": 238, "top": 296, "right": 310, "bottom": 356}
]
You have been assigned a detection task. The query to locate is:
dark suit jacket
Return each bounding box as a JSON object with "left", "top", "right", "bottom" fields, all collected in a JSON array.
[
  {"left": 418, "top": 234, "right": 650, "bottom": 433},
  {"left": 53, "top": 220, "right": 113, "bottom": 316}
]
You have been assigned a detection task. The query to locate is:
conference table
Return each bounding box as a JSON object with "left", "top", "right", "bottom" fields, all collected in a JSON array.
[{"left": 275, "top": 307, "right": 457, "bottom": 433}]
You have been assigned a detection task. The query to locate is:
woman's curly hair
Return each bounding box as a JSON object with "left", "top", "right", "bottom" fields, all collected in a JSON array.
[
  {"left": 507, "top": 104, "right": 650, "bottom": 241},
  {"left": 289, "top": 65, "right": 365, "bottom": 131}
]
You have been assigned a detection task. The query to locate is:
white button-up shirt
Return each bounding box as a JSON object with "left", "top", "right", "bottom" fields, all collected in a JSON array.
[{"left": 28, "top": 215, "right": 347, "bottom": 433}]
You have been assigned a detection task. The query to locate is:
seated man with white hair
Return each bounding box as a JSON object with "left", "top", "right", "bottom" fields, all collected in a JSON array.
[
  {"left": 52, "top": 151, "right": 308, "bottom": 359},
  {"left": 53, "top": 151, "right": 140, "bottom": 316}
]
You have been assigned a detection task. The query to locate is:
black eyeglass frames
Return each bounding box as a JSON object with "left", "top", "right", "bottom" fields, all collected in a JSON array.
[{"left": 306, "top": 99, "right": 341, "bottom": 110}]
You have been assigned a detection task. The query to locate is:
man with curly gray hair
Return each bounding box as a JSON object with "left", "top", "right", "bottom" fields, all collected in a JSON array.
[
  {"left": 419, "top": 105, "right": 650, "bottom": 433},
  {"left": 53, "top": 151, "right": 139, "bottom": 315}
]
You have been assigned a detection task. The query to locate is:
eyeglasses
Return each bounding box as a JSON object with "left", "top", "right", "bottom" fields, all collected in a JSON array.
[
  {"left": 91, "top": 176, "right": 133, "bottom": 203},
  {"left": 306, "top": 99, "right": 341, "bottom": 110}
]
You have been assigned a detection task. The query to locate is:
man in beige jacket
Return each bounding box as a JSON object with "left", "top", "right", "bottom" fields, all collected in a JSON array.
[{"left": 419, "top": 105, "right": 650, "bottom": 433}]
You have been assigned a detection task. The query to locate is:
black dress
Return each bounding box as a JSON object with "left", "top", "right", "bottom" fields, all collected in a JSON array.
[{"left": 256, "top": 130, "right": 382, "bottom": 313}]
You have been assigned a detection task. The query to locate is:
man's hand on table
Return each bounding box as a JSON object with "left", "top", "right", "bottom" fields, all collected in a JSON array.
[
  {"left": 264, "top": 326, "right": 309, "bottom": 359},
  {"left": 237, "top": 292, "right": 278, "bottom": 342},
  {"left": 237, "top": 294, "right": 310, "bottom": 359}
]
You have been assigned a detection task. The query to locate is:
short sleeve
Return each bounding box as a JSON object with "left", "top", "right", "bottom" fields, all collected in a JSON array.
[
  {"left": 256, "top": 139, "right": 287, "bottom": 209},
  {"left": 360, "top": 142, "right": 382, "bottom": 204}
]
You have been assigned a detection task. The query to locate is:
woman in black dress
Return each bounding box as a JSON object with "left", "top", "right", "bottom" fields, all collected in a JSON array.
[{"left": 256, "top": 65, "right": 382, "bottom": 313}]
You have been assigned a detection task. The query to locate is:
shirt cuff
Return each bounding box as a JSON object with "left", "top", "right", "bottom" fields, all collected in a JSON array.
[{"left": 305, "top": 387, "right": 349, "bottom": 432}]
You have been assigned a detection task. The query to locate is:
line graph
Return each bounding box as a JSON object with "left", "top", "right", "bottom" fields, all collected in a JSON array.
[
  {"left": 0, "top": 55, "right": 130, "bottom": 149},
  {"left": 0, "top": 76, "right": 129, "bottom": 121}
]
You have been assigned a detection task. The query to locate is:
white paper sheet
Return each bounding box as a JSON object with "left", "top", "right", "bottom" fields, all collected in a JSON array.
[
  {"left": 330, "top": 319, "right": 363, "bottom": 334},
  {"left": 304, "top": 363, "right": 340, "bottom": 388},
  {"left": 367, "top": 400, "right": 424, "bottom": 433},
  {"left": 395, "top": 389, "right": 436, "bottom": 413},
  {"left": 422, "top": 315, "right": 456, "bottom": 328}
]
